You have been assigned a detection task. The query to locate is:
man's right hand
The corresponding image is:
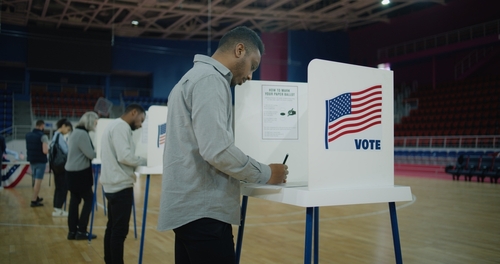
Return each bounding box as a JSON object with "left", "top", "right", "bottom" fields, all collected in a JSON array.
[{"left": 267, "top": 164, "right": 288, "bottom": 184}]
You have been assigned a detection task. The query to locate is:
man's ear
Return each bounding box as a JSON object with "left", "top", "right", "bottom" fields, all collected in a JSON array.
[{"left": 235, "top": 43, "right": 245, "bottom": 58}]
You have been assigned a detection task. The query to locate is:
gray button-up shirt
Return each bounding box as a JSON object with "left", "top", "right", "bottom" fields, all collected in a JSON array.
[{"left": 158, "top": 54, "right": 271, "bottom": 231}]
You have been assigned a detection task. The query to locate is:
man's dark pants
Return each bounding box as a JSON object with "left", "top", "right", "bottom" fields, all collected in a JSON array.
[
  {"left": 104, "top": 187, "right": 133, "bottom": 264},
  {"left": 174, "top": 217, "right": 236, "bottom": 264}
]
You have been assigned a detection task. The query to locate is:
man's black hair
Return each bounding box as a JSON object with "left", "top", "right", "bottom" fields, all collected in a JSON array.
[
  {"left": 124, "top": 103, "right": 146, "bottom": 114},
  {"left": 218, "top": 26, "right": 265, "bottom": 55}
]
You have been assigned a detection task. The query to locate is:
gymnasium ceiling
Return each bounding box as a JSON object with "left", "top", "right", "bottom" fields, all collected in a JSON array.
[{"left": 1, "top": 0, "right": 446, "bottom": 40}]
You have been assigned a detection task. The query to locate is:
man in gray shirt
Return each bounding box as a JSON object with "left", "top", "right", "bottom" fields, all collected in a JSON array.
[
  {"left": 100, "top": 104, "right": 147, "bottom": 264},
  {"left": 158, "top": 26, "right": 288, "bottom": 264}
]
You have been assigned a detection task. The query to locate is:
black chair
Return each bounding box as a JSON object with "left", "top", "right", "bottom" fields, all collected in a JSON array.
[
  {"left": 485, "top": 158, "right": 500, "bottom": 183},
  {"left": 462, "top": 155, "right": 481, "bottom": 182},
  {"left": 478, "top": 156, "right": 494, "bottom": 182},
  {"left": 445, "top": 155, "right": 467, "bottom": 181}
]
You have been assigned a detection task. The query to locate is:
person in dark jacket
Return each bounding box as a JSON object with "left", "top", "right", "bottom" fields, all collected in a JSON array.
[{"left": 25, "top": 120, "right": 49, "bottom": 207}]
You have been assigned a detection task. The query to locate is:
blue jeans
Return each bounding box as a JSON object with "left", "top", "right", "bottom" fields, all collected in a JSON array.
[
  {"left": 104, "top": 187, "right": 133, "bottom": 264},
  {"left": 31, "top": 163, "right": 46, "bottom": 180}
]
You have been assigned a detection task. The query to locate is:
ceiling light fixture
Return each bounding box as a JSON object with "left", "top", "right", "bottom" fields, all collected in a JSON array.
[
  {"left": 131, "top": 20, "right": 139, "bottom": 26},
  {"left": 381, "top": 0, "right": 390, "bottom": 5}
]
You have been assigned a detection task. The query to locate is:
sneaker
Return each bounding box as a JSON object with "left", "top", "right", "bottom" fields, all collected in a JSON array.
[
  {"left": 52, "top": 209, "right": 69, "bottom": 217},
  {"left": 36, "top": 196, "right": 43, "bottom": 202},
  {"left": 75, "top": 231, "right": 97, "bottom": 240},
  {"left": 67, "top": 232, "right": 76, "bottom": 240},
  {"left": 30, "top": 200, "right": 44, "bottom": 207}
]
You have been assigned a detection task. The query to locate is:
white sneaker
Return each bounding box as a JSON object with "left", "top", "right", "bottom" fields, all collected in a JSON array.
[{"left": 52, "top": 208, "right": 69, "bottom": 217}]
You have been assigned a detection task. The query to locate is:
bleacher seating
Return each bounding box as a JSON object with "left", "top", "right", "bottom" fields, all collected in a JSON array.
[
  {"left": 394, "top": 75, "right": 499, "bottom": 168},
  {"left": 31, "top": 89, "right": 102, "bottom": 119},
  {"left": 395, "top": 75, "right": 499, "bottom": 137},
  {"left": 29, "top": 85, "right": 168, "bottom": 119}
]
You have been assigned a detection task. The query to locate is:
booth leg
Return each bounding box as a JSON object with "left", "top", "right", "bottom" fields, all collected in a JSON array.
[
  {"left": 389, "top": 202, "right": 403, "bottom": 264},
  {"left": 304, "top": 207, "right": 314, "bottom": 264},
  {"left": 102, "top": 186, "right": 107, "bottom": 215},
  {"left": 89, "top": 164, "right": 100, "bottom": 243},
  {"left": 138, "top": 174, "right": 151, "bottom": 264},
  {"left": 313, "top": 207, "right": 319, "bottom": 264},
  {"left": 133, "top": 194, "right": 137, "bottom": 239},
  {"left": 235, "top": 195, "right": 249, "bottom": 264}
]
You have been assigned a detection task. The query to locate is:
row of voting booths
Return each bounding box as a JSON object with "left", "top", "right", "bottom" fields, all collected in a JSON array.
[{"left": 93, "top": 59, "right": 412, "bottom": 264}]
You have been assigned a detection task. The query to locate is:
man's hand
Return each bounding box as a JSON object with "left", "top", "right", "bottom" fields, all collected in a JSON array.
[{"left": 267, "top": 164, "right": 288, "bottom": 185}]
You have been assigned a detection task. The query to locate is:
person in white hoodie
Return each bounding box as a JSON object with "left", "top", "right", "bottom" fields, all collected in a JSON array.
[{"left": 100, "top": 103, "right": 146, "bottom": 264}]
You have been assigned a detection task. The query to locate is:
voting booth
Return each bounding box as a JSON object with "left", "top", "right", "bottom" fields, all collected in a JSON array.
[
  {"left": 236, "top": 59, "right": 397, "bottom": 191},
  {"left": 234, "top": 59, "right": 412, "bottom": 264},
  {"left": 93, "top": 105, "right": 167, "bottom": 169}
]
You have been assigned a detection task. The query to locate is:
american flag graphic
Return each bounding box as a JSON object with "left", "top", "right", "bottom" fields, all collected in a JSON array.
[
  {"left": 157, "top": 123, "right": 166, "bottom": 148},
  {"left": 325, "top": 85, "right": 382, "bottom": 149}
]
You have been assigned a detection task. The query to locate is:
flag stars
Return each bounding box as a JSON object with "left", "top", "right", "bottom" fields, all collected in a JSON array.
[{"left": 328, "top": 93, "right": 351, "bottom": 122}]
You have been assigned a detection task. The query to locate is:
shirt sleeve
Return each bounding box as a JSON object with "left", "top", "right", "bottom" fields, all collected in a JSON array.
[
  {"left": 58, "top": 134, "right": 69, "bottom": 154},
  {"left": 112, "top": 123, "right": 146, "bottom": 167},
  {"left": 6, "top": 149, "right": 19, "bottom": 159},
  {"left": 191, "top": 75, "right": 271, "bottom": 184},
  {"left": 41, "top": 135, "right": 49, "bottom": 144},
  {"left": 78, "top": 132, "right": 96, "bottom": 160}
]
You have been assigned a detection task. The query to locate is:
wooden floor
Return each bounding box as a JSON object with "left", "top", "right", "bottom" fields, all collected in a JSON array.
[{"left": 1, "top": 172, "right": 500, "bottom": 264}]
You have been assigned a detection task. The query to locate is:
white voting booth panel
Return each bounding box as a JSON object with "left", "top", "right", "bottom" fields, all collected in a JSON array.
[
  {"left": 235, "top": 60, "right": 412, "bottom": 207},
  {"left": 308, "top": 59, "right": 394, "bottom": 190},
  {"left": 235, "top": 80, "right": 308, "bottom": 185},
  {"left": 93, "top": 105, "right": 167, "bottom": 174},
  {"left": 138, "top": 105, "right": 168, "bottom": 174},
  {"left": 94, "top": 118, "right": 112, "bottom": 162}
]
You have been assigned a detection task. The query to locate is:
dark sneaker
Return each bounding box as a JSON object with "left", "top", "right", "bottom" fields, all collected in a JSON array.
[
  {"left": 67, "top": 232, "right": 76, "bottom": 240},
  {"left": 75, "top": 232, "right": 97, "bottom": 240},
  {"left": 30, "top": 201, "right": 44, "bottom": 207},
  {"left": 36, "top": 196, "right": 43, "bottom": 202}
]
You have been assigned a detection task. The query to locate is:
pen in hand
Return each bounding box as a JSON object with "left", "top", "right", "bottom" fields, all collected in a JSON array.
[
  {"left": 283, "top": 153, "right": 289, "bottom": 164},
  {"left": 282, "top": 154, "right": 289, "bottom": 183}
]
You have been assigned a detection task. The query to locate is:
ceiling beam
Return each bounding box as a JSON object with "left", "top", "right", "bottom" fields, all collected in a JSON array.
[
  {"left": 183, "top": 0, "right": 255, "bottom": 39},
  {"left": 84, "top": 0, "right": 110, "bottom": 31},
  {"left": 106, "top": 7, "right": 123, "bottom": 26},
  {"left": 161, "top": 0, "right": 223, "bottom": 38},
  {"left": 56, "top": 0, "right": 72, "bottom": 28},
  {"left": 41, "top": 0, "right": 51, "bottom": 17}
]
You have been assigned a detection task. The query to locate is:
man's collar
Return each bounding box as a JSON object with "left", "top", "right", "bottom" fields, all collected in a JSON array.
[{"left": 193, "top": 54, "right": 232, "bottom": 83}]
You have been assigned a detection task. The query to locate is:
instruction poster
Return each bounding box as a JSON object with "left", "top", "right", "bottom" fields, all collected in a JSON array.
[{"left": 262, "top": 85, "right": 298, "bottom": 140}]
